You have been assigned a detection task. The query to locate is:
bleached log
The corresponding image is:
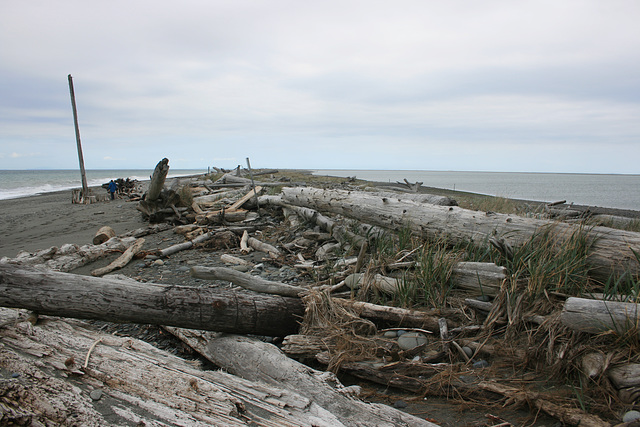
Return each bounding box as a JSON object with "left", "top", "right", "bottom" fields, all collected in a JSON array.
[
  {"left": 0, "top": 309, "right": 356, "bottom": 426},
  {"left": 158, "top": 231, "right": 218, "bottom": 257},
  {"left": 0, "top": 264, "right": 303, "bottom": 336},
  {"left": 452, "top": 262, "right": 507, "bottom": 296},
  {"left": 281, "top": 187, "right": 640, "bottom": 281},
  {"left": 147, "top": 158, "right": 169, "bottom": 202},
  {"left": 166, "top": 330, "right": 436, "bottom": 427},
  {"left": 560, "top": 297, "right": 640, "bottom": 336},
  {"left": 365, "top": 189, "right": 457, "bottom": 206},
  {"left": 247, "top": 236, "right": 281, "bottom": 257},
  {"left": 2, "top": 237, "right": 137, "bottom": 272},
  {"left": 91, "top": 238, "right": 145, "bottom": 277},
  {"left": 190, "top": 266, "right": 305, "bottom": 298}
]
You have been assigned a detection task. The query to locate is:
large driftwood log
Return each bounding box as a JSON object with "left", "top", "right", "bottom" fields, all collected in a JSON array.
[
  {"left": 165, "top": 330, "right": 436, "bottom": 427},
  {"left": 280, "top": 187, "right": 640, "bottom": 281},
  {"left": 560, "top": 297, "right": 640, "bottom": 336},
  {"left": 146, "top": 157, "right": 169, "bottom": 202},
  {"left": 0, "top": 263, "right": 303, "bottom": 336},
  {"left": 0, "top": 308, "right": 362, "bottom": 426}
]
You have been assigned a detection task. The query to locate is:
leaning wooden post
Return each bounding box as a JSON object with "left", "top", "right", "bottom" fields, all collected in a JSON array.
[
  {"left": 68, "top": 74, "right": 89, "bottom": 200},
  {"left": 246, "top": 157, "right": 260, "bottom": 211}
]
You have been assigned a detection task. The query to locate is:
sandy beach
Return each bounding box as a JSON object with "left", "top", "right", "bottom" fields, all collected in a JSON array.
[{"left": 0, "top": 186, "right": 149, "bottom": 259}]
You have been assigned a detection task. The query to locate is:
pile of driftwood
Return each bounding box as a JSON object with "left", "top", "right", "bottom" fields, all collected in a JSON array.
[{"left": 3, "top": 161, "right": 640, "bottom": 425}]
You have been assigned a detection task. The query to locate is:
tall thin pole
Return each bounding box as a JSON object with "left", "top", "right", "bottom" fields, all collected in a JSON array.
[
  {"left": 246, "top": 157, "right": 260, "bottom": 211},
  {"left": 68, "top": 74, "right": 89, "bottom": 197}
]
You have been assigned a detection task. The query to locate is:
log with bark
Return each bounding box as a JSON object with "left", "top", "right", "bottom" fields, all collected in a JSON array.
[
  {"left": 280, "top": 187, "right": 640, "bottom": 281},
  {"left": 0, "top": 263, "right": 303, "bottom": 336}
]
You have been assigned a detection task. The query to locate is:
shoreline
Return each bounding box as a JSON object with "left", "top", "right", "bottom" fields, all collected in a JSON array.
[{"left": 0, "top": 171, "right": 638, "bottom": 259}]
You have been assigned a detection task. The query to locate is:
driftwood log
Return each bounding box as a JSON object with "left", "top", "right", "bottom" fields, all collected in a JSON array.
[
  {"left": 190, "top": 266, "right": 305, "bottom": 297},
  {"left": 0, "top": 263, "right": 303, "bottom": 336},
  {"left": 1, "top": 308, "right": 423, "bottom": 426},
  {"left": 165, "top": 329, "right": 436, "bottom": 426},
  {"left": 280, "top": 187, "right": 640, "bottom": 281},
  {"left": 146, "top": 157, "right": 169, "bottom": 202},
  {"left": 560, "top": 297, "right": 640, "bottom": 336}
]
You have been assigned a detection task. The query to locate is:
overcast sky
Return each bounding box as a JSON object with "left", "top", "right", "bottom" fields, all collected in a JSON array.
[{"left": 1, "top": 1, "right": 639, "bottom": 173}]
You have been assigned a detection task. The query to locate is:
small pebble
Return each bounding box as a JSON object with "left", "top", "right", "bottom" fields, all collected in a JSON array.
[
  {"left": 11, "top": 373, "right": 20, "bottom": 378},
  {"left": 473, "top": 360, "right": 490, "bottom": 369},
  {"left": 623, "top": 410, "right": 640, "bottom": 423},
  {"left": 383, "top": 331, "right": 397, "bottom": 338},
  {"left": 90, "top": 389, "right": 103, "bottom": 401},
  {"left": 393, "top": 400, "right": 408, "bottom": 409},
  {"left": 396, "top": 330, "right": 407, "bottom": 336},
  {"left": 153, "top": 259, "right": 164, "bottom": 266},
  {"left": 186, "top": 260, "right": 197, "bottom": 265},
  {"left": 462, "top": 346, "right": 474, "bottom": 358},
  {"left": 397, "top": 332, "right": 428, "bottom": 350},
  {"left": 177, "top": 266, "right": 190, "bottom": 272},
  {"left": 135, "top": 262, "right": 146, "bottom": 268}
]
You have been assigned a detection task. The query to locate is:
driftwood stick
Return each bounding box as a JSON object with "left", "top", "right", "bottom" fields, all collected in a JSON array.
[
  {"left": 91, "top": 238, "right": 145, "bottom": 277},
  {"left": 190, "top": 266, "right": 305, "bottom": 297}
]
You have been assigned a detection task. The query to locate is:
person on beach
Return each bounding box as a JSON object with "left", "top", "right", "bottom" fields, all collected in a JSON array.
[{"left": 108, "top": 180, "right": 117, "bottom": 200}]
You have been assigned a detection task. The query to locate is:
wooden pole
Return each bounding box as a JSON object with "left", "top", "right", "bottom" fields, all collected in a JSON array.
[
  {"left": 245, "top": 157, "right": 260, "bottom": 211},
  {"left": 68, "top": 74, "right": 89, "bottom": 198}
]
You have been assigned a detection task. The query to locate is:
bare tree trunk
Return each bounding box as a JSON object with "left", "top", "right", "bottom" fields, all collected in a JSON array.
[
  {"left": 280, "top": 187, "right": 640, "bottom": 281},
  {"left": 147, "top": 158, "right": 170, "bottom": 201}
]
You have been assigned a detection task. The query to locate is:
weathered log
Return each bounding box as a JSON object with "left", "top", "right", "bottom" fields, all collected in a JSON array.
[
  {"left": 147, "top": 158, "right": 169, "bottom": 202},
  {"left": 0, "top": 308, "right": 359, "bottom": 426},
  {"left": 247, "top": 236, "right": 281, "bottom": 257},
  {"left": 90, "top": 238, "right": 145, "bottom": 276},
  {"left": 190, "top": 266, "right": 305, "bottom": 297},
  {"left": 259, "top": 194, "right": 368, "bottom": 248},
  {"left": 281, "top": 187, "right": 640, "bottom": 281},
  {"left": 92, "top": 225, "right": 116, "bottom": 245},
  {"left": 0, "top": 263, "right": 303, "bottom": 336},
  {"left": 560, "top": 297, "right": 640, "bottom": 336},
  {"left": 165, "top": 330, "right": 436, "bottom": 427},
  {"left": 452, "top": 262, "right": 507, "bottom": 296},
  {"left": 333, "top": 298, "right": 453, "bottom": 331},
  {"left": 2, "top": 237, "right": 137, "bottom": 272},
  {"left": 365, "top": 189, "right": 457, "bottom": 206},
  {"left": 158, "top": 231, "right": 217, "bottom": 257}
]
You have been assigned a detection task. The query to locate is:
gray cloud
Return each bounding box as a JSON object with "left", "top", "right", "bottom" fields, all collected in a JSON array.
[{"left": 1, "top": 0, "right": 639, "bottom": 172}]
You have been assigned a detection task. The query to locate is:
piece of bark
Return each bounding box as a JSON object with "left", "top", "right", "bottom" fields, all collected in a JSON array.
[
  {"left": 190, "top": 266, "right": 305, "bottom": 298},
  {"left": 92, "top": 226, "right": 116, "bottom": 245},
  {"left": 91, "top": 238, "right": 145, "bottom": 277},
  {"left": 0, "top": 264, "right": 303, "bottom": 336},
  {"left": 280, "top": 187, "right": 640, "bottom": 282}
]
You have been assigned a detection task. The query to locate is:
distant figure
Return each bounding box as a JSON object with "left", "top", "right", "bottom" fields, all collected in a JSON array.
[{"left": 108, "top": 180, "right": 117, "bottom": 200}]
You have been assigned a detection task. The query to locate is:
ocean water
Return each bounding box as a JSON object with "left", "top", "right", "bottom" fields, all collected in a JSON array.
[
  {"left": 0, "top": 169, "right": 206, "bottom": 201},
  {"left": 313, "top": 170, "right": 640, "bottom": 211}
]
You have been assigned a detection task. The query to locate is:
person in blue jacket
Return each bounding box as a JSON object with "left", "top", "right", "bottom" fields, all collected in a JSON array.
[{"left": 108, "top": 180, "right": 117, "bottom": 200}]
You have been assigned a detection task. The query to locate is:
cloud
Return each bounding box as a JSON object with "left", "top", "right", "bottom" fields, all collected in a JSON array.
[{"left": 0, "top": 1, "right": 639, "bottom": 173}]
